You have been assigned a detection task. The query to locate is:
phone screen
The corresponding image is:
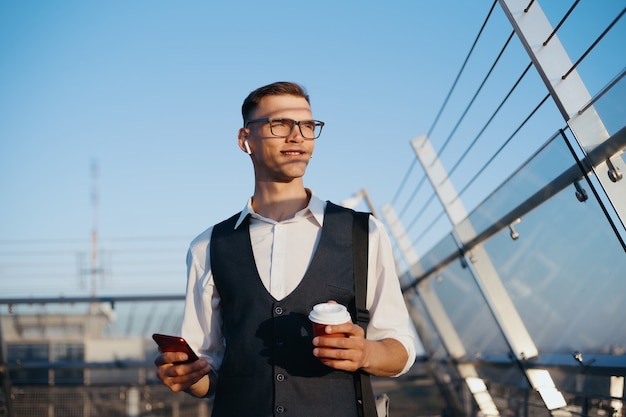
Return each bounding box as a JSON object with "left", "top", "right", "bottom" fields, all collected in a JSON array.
[{"left": 152, "top": 333, "right": 199, "bottom": 364}]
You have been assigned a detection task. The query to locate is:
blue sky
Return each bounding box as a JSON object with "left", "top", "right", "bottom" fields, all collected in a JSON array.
[
  {"left": 1, "top": 1, "right": 623, "bottom": 297},
  {"left": 1, "top": 1, "right": 471, "bottom": 239}
]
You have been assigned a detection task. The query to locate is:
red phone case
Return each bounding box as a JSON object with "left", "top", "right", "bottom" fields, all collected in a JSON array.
[{"left": 152, "top": 333, "right": 199, "bottom": 363}]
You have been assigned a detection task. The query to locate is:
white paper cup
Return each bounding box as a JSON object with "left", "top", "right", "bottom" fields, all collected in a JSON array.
[{"left": 308, "top": 303, "right": 351, "bottom": 337}]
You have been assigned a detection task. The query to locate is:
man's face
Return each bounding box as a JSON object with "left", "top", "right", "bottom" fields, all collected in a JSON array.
[{"left": 240, "top": 94, "right": 316, "bottom": 183}]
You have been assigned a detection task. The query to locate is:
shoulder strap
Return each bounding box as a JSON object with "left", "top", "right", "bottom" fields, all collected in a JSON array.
[
  {"left": 352, "top": 211, "right": 378, "bottom": 417},
  {"left": 352, "top": 211, "right": 370, "bottom": 331}
]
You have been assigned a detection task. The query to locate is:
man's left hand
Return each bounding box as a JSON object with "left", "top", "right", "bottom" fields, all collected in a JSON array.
[
  {"left": 312, "top": 323, "right": 409, "bottom": 377},
  {"left": 312, "top": 322, "right": 369, "bottom": 372}
]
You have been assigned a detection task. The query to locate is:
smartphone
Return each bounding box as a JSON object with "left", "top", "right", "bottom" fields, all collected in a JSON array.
[{"left": 152, "top": 333, "right": 199, "bottom": 364}]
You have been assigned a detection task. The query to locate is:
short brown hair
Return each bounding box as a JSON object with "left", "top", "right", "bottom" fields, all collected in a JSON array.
[{"left": 241, "top": 81, "right": 310, "bottom": 126}]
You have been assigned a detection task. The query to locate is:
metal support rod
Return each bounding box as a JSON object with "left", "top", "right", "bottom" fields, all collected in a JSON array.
[{"left": 498, "top": 0, "right": 626, "bottom": 251}]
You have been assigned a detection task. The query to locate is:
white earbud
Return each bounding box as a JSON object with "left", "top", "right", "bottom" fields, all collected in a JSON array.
[{"left": 244, "top": 140, "right": 252, "bottom": 155}]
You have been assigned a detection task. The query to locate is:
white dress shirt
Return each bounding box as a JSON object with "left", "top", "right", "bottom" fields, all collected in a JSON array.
[{"left": 181, "top": 191, "right": 417, "bottom": 376}]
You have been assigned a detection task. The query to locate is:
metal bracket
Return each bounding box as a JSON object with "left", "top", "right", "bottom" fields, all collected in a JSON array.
[
  {"left": 607, "top": 159, "right": 623, "bottom": 183},
  {"left": 573, "top": 351, "right": 596, "bottom": 367},
  {"left": 508, "top": 218, "right": 522, "bottom": 240},
  {"left": 574, "top": 180, "right": 588, "bottom": 202}
]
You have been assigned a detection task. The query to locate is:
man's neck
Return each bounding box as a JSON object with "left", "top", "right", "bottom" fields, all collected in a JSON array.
[{"left": 251, "top": 182, "right": 310, "bottom": 222}]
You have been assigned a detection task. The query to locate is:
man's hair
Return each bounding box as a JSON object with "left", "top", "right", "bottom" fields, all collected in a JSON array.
[{"left": 241, "top": 81, "right": 310, "bottom": 126}]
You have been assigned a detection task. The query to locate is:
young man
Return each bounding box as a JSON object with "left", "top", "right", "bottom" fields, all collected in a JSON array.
[{"left": 155, "top": 81, "right": 417, "bottom": 416}]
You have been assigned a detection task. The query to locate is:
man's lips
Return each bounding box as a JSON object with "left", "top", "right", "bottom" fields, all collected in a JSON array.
[{"left": 281, "top": 150, "right": 306, "bottom": 156}]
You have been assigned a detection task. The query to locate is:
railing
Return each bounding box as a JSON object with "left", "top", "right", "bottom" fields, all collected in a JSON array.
[{"left": 383, "top": 1, "right": 626, "bottom": 416}]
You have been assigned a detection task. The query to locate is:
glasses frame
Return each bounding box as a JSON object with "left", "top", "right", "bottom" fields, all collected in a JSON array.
[{"left": 245, "top": 117, "right": 324, "bottom": 139}]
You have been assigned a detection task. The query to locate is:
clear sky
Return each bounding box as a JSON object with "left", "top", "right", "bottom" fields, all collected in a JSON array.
[{"left": 0, "top": 1, "right": 623, "bottom": 298}]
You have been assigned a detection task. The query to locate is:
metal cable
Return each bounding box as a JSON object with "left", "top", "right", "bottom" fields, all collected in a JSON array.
[
  {"left": 579, "top": 66, "right": 626, "bottom": 115},
  {"left": 405, "top": 193, "right": 438, "bottom": 234},
  {"left": 391, "top": 1, "right": 498, "bottom": 211},
  {"left": 411, "top": 210, "right": 446, "bottom": 248},
  {"left": 435, "top": 30, "right": 516, "bottom": 161},
  {"left": 426, "top": 0, "right": 498, "bottom": 139},
  {"left": 455, "top": 93, "right": 551, "bottom": 199},
  {"left": 442, "top": 62, "right": 534, "bottom": 183},
  {"left": 391, "top": 158, "right": 417, "bottom": 206},
  {"left": 543, "top": 0, "right": 581, "bottom": 46},
  {"left": 562, "top": 6, "right": 626, "bottom": 80},
  {"left": 398, "top": 175, "right": 427, "bottom": 217}
]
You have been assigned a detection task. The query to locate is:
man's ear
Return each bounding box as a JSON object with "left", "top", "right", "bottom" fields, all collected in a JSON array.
[{"left": 238, "top": 128, "right": 250, "bottom": 154}]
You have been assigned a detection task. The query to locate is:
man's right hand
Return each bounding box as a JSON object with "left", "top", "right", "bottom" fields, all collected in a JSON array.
[{"left": 154, "top": 351, "right": 213, "bottom": 396}]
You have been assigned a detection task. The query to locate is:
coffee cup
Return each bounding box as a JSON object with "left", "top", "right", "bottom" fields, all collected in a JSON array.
[{"left": 308, "top": 303, "right": 351, "bottom": 338}]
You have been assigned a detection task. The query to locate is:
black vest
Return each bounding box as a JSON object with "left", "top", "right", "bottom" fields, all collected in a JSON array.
[{"left": 209, "top": 202, "right": 361, "bottom": 417}]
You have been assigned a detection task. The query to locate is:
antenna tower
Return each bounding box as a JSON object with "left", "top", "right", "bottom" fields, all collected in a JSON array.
[{"left": 91, "top": 159, "right": 99, "bottom": 299}]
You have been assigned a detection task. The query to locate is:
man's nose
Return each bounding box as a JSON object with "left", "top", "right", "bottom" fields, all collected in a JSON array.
[{"left": 286, "top": 122, "right": 304, "bottom": 142}]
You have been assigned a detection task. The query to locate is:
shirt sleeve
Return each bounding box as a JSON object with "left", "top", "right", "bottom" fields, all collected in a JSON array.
[
  {"left": 365, "top": 215, "right": 418, "bottom": 376},
  {"left": 181, "top": 227, "right": 225, "bottom": 372}
]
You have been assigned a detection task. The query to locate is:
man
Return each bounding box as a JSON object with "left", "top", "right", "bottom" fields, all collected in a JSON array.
[{"left": 155, "top": 81, "right": 417, "bottom": 416}]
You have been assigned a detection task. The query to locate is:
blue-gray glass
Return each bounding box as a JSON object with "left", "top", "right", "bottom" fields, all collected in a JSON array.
[
  {"left": 482, "top": 138, "right": 626, "bottom": 355},
  {"left": 413, "top": 232, "right": 459, "bottom": 280},
  {"left": 404, "top": 291, "right": 447, "bottom": 359},
  {"left": 421, "top": 259, "right": 509, "bottom": 357},
  {"left": 457, "top": 133, "right": 571, "bottom": 243},
  {"left": 592, "top": 72, "right": 626, "bottom": 137},
  {"left": 474, "top": 362, "right": 528, "bottom": 390},
  {"left": 548, "top": 367, "right": 612, "bottom": 399}
]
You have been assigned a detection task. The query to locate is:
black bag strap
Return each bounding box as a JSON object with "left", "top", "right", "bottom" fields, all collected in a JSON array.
[
  {"left": 353, "top": 211, "right": 370, "bottom": 329},
  {"left": 352, "top": 211, "right": 378, "bottom": 417}
]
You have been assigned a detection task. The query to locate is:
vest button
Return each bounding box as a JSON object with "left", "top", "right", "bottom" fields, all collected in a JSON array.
[
  {"left": 276, "top": 339, "right": 284, "bottom": 347},
  {"left": 276, "top": 405, "right": 285, "bottom": 413},
  {"left": 276, "top": 373, "right": 285, "bottom": 381},
  {"left": 274, "top": 306, "right": 283, "bottom": 315}
]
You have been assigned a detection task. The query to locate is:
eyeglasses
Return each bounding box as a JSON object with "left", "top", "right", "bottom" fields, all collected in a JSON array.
[{"left": 245, "top": 118, "right": 324, "bottom": 139}]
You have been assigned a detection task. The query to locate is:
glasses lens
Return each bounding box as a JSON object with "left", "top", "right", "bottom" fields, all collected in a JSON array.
[
  {"left": 299, "top": 121, "right": 319, "bottom": 139},
  {"left": 268, "top": 119, "right": 323, "bottom": 139},
  {"left": 269, "top": 119, "right": 295, "bottom": 137}
]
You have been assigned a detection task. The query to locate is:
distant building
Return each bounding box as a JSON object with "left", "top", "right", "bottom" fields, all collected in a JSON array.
[{"left": 2, "top": 305, "right": 150, "bottom": 385}]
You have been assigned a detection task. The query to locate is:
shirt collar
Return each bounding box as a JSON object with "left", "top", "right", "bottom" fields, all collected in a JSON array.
[{"left": 234, "top": 189, "right": 326, "bottom": 229}]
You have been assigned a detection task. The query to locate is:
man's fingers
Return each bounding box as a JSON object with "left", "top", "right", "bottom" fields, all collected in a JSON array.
[
  {"left": 158, "top": 351, "right": 190, "bottom": 363},
  {"left": 157, "top": 359, "right": 211, "bottom": 392},
  {"left": 323, "top": 322, "right": 363, "bottom": 337},
  {"left": 313, "top": 350, "right": 361, "bottom": 372}
]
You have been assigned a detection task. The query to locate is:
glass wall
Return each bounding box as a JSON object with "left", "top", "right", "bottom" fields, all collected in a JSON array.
[{"left": 391, "top": 2, "right": 626, "bottom": 416}]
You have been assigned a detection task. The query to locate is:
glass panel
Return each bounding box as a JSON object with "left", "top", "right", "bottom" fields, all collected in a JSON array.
[
  {"left": 413, "top": 232, "right": 459, "bottom": 279},
  {"left": 420, "top": 258, "right": 509, "bottom": 357},
  {"left": 482, "top": 138, "right": 626, "bottom": 355},
  {"left": 458, "top": 133, "right": 572, "bottom": 243},
  {"left": 475, "top": 362, "right": 528, "bottom": 389},
  {"left": 486, "top": 381, "right": 558, "bottom": 417},
  {"left": 592, "top": 72, "right": 626, "bottom": 137},
  {"left": 404, "top": 290, "right": 446, "bottom": 359},
  {"left": 547, "top": 367, "right": 622, "bottom": 417}
]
